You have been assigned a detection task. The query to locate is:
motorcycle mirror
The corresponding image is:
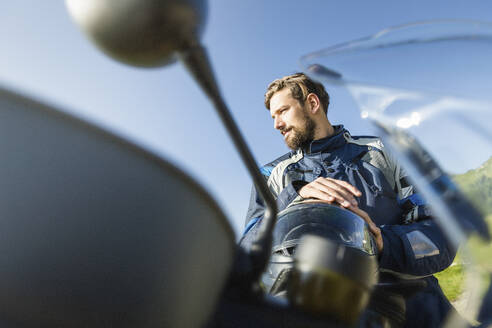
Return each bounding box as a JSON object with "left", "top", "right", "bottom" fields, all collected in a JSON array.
[
  {"left": 66, "top": 0, "right": 279, "bottom": 287},
  {"left": 65, "top": 0, "right": 207, "bottom": 67}
]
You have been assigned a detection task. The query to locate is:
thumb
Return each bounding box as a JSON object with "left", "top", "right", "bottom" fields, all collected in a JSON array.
[{"left": 351, "top": 207, "right": 380, "bottom": 235}]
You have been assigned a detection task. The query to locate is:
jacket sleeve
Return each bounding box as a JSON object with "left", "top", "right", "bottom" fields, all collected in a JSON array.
[
  {"left": 240, "top": 165, "right": 272, "bottom": 250},
  {"left": 377, "top": 151, "right": 457, "bottom": 277},
  {"left": 243, "top": 178, "right": 300, "bottom": 236},
  {"left": 241, "top": 161, "right": 303, "bottom": 255},
  {"left": 379, "top": 212, "right": 457, "bottom": 277}
]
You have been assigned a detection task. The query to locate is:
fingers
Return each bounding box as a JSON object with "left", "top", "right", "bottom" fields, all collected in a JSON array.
[
  {"left": 330, "top": 179, "right": 362, "bottom": 197},
  {"left": 299, "top": 177, "right": 361, "bottom": 208},
  {"left": 299, "top": 183, "right": 336, "bottom": 203},
  {"left": 319, "top": 179, "right": 359, "bottom": 207},
  {"left": 350, "top": 207, "right": 383, "bottom": 253}
]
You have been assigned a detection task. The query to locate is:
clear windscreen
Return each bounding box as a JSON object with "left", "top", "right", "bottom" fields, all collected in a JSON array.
[{"left": 300, "top": 20, "right": 492, "bottom": 325}]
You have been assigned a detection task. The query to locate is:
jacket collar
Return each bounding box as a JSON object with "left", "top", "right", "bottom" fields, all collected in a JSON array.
[{"left": 302, "top": 124, "right": 347, "bottom": 154}]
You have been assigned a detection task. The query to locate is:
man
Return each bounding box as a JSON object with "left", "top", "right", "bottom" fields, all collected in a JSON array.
[{"left": 241, "top": 73, "right": 457, "bottom": 327}]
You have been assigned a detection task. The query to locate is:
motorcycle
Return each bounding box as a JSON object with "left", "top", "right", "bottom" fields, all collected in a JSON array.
[{"left": 0, "top": 1, "right": 490, "bottom": 327}]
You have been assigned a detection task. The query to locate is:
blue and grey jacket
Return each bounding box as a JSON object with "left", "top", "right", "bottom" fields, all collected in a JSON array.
[{"left": 242, "top": 125, "right": 457, "bottom": 327}]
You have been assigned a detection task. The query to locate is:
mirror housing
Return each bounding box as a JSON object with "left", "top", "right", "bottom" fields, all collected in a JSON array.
[{"left": 66, "top": 0, "right": 207, "bottom": 67}]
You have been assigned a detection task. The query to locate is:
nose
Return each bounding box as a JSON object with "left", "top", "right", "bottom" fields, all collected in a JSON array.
[{"left": 274, "top": 116, "right": 285, "bottom": 130}]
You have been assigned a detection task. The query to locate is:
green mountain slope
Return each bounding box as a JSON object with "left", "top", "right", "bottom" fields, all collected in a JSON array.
[
  {"left": 453, "top": 156, "right": 492, "bottom": 216},
  {"left": 437, "top": 157, "right": 492, "bottom": 304}
]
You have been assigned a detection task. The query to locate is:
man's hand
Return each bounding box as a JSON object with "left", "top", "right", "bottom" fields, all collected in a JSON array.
[
  {"left": 298, "top": 177, "right": 383, "bottom": 253},
  {"left": 298, "top": 177, "right": 362, "bottom": 208}
]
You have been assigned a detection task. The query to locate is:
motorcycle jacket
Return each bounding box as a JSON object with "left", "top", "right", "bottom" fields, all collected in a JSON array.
[{"left": 241, "top": 125, "right": 457, "bottom": 327}]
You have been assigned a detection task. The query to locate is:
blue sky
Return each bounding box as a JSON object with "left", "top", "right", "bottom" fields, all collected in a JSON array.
[{"left": 1, "top": 1, "right": 491, "bottom": 236}]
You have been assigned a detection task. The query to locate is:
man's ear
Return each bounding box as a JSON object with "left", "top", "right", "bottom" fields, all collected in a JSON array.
[{"left": 306, "top": 93, "right": 321, "bottom": 114}]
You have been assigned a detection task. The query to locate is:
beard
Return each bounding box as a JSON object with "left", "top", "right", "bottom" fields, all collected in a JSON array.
[{"left": 284, "top": 112, "right": 316, "bottom": 150}]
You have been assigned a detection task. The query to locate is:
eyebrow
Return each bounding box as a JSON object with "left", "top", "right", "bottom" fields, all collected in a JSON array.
[{"left": 271, "top": 105, "right": 289, "bottom": 118}]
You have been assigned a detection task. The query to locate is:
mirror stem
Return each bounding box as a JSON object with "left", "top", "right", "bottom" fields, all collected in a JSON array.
[{"left": 179, "top": 42, "right": 277, "bottom": 282}]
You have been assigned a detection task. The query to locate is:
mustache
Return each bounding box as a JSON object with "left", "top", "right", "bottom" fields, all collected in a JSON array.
[{"left": 280, "top": 127, "right": 293, "bottom": 136}]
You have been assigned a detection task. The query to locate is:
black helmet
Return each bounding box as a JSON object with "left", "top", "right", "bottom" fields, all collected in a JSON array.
[
  {"left": 263, "top": 202, "right": 379, "bottom": 324},
  {"left": 272, "top": 202, "right": 378, "bottom": 257}
]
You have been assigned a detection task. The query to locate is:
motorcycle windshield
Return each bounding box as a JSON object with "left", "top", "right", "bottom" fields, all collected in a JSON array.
[{"left": 300, "top": 20, "right": 492, "bottom": 326}]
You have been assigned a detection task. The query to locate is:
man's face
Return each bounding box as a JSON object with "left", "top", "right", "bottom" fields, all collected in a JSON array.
[{"left": 269, "top": 88, "right": 315, "bottom": 150}]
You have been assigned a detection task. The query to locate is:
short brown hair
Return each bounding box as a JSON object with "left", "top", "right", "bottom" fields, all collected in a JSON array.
[{"left": 264, "top": 72, "right": 330, "bottom": 114}]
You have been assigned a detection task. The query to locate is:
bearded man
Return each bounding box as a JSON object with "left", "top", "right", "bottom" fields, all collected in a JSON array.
[{"left": 241, "top": 73, "right": 458, "bottom": 327}]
